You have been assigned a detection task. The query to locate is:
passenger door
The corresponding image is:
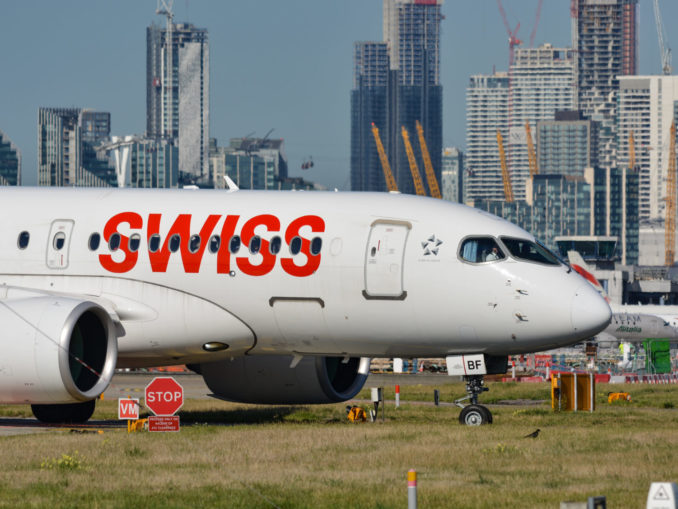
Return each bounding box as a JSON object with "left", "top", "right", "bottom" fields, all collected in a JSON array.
[
  {"left": 363, "top": 220, "right": 410, "bottom": 300},
  {"left": 46, "top": 220, "right": 74, "bottom": 269}
]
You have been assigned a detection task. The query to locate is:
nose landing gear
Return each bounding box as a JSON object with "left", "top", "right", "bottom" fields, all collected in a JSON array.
[{"left": 455, "top": 375, "right": 492, "bottom": 425}]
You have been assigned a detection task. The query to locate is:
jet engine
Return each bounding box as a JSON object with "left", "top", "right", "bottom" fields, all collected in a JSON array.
[
  {"left": 0, "top": 296, "right": 117, "bottom": 404},
  {"left": 196, "top": 355, "right": 370, "bottom": 404}
]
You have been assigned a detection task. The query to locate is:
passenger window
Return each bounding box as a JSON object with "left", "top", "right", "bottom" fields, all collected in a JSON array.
[
  {"left": 169, "top": 234, "right": 181, "bottom": 253},
  {"left": 53, "top": 232, "right": 66, "bottom": 251},
  {"left": 209, "top": 235, "right": 221, "bottom": 254},
  {"left": 88, "top": 233, "right": 100, "bottom": 251},
  {"left": 270, "top": 236, "right": 282, "bottom": 255},
  {"left": 129, "top": 234, "right": 141, "bottom": 252},
  {"left": 189, "top": 234, "right": 201, "bottom": 254},
  {"left": 249, "top": 236, "right": 261, "bottom": 254},
  {"left": 459, "top": 237, "right": 505, "bottom": 263},
  {"left": 148, "top": 234, "right": 161, "bottom": 253},
  {"left": 310, "top": 237, "right": 322, "bottom": 255},
  {"left": 108, "top": 233, "right": 121, "bottom": 251},
  {"left": 229, "top": 235, "right": 241, "bottom": 254},
  {"left": 18, "top": 231, "right": 30, "bottom": 249},
  {"left": 500, "top": 237, "right": 560, "bottom": 266},
  {"left": 289, "top": 236, "right": 302, "bottom": 255}
]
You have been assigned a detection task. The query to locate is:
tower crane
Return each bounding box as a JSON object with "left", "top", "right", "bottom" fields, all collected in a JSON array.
[
  {"left": 665, "top": 121, "right": 676, "bottom": 266},
  {"left": 653, "top": 0, "right": 672, "bottom": 75},
  {"left": 628, "top": 131, "right": 636, "bottom": 171},
  {"left": 525, "top": 121, "right": 538, "bottom": 177},
  {"left": 415, "top": 121, "right": 441, "bottom": 199},
  {"left": 371, "top": 123, "right": 398, "bottom": 193},
  {"left": 497, "top": 129, "right": 514, "bottom": 202},
  {"left": 401, "top": 126, "right": 427, "bottom": 196}
]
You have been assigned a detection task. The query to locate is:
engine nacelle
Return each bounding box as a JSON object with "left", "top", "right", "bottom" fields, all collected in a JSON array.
[
  {"left": 198, "top": 355, "right": 370, "bottom": 404},
  {"left": 0, "top": 296, "right": 117, "bottom": 404}
]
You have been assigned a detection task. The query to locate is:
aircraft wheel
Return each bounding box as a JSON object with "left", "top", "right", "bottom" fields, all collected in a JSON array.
[
  {"left": 31, "top": 400, "right": 96, "bottom": 424},
  {"left": 459, "top": 404, "right": 491, "bottom": 426}
]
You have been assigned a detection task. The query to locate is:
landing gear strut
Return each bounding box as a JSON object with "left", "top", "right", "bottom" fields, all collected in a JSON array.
[{"left": 455, "top": 375, "right": 492, "bottom": 425}]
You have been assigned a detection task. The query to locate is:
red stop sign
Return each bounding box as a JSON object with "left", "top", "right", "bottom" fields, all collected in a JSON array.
[{"left": 145, "top": 377, "right": 184, "bottom": 416}]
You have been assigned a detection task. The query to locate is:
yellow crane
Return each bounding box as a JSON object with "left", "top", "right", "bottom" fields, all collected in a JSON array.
[
  {"left": 525, "top": 121, "right": 538, "bottom": 177},
  {"left": 665, "top": 121, "right": 676, "bottom": 266},
  {"left": 496, "top": 129, "right": 514, "bottom": 202},
  {"left": 628, "top": 130, "right": 636, "bottom": 170},
  {"left": 401, "top": 126, "right": 427, "bottom": 196},
  {"left": 415, "top": 120, "right": 442, "bottom": 199},
  {"left": 371, "top": 123, "right": 398, "bottom": 192}
]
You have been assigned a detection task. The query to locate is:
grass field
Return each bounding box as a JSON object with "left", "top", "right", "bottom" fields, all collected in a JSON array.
[{"left": 0, "top": 381, "right": 677, "bottom": 508}]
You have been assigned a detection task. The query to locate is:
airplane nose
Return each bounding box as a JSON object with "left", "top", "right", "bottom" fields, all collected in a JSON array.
[{"left": 571, "top": 285, "right": 611, "bottom": 337}]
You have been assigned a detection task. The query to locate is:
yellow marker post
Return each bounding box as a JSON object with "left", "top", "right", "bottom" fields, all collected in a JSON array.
[{"left": 408, "top": 469, "right": 417, "bottom": 509}]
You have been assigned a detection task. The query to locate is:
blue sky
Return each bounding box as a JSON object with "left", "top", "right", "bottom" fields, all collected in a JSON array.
[{"left": 1, "top": 1, "right": 676, "bottom": 189}]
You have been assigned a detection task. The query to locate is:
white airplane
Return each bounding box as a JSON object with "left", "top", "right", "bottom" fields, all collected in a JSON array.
[
  {"left": 0, "top": 188, "right": 610, "bottom": 425},
  {"left": 567, "top": 251, "right": 678, "bottom": 341}
]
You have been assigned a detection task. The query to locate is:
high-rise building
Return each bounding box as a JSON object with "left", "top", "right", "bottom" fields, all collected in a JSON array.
[
  {"left": 441, "top": 147, "right": 463, "bottom": 203},
  {"left": 508, "top": 44, "right": 575, "bottom": 200},
  {"left": 617, "top": 76, "right": 678, "bottom": 222},
  {"left": 350, "top": 42, "right": 391, "bottom": 192},
  {"left": 147, "top": 21, "right": 209, "bottom": 184},
  {"left": 0, "top": 129, "right": 21, "bottom": 185},
  {"left": 210, "top": 137, "right": 288, "bottom": 190},
  {"left": 128, "top": 138, "right": 179, "bottom": 189},
  {"left": 351, "top": 0, "right": 443, "bottom": 195},
  {"left": 464, "top": 72, "right": 508, "bottom": 203},
  {"left": 574, "top": 0, "right": 638, "bottom": 167},
  {"left": 537, "top": 110, "right": 598, "bottom": 177},
  {"left": 38, "top": 107, "right": 116, "bottom": 187}
]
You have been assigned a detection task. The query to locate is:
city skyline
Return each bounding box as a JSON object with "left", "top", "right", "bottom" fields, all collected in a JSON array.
[{"left": 1, "top": 1, "right": 676, "bottom": 190}]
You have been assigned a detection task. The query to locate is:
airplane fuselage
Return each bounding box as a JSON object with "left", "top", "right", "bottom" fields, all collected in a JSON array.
[{"left": 0, "top": 188, "right": 610, "bottom": 368}]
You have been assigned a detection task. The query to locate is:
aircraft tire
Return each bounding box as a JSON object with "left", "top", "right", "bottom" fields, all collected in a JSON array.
[
  {"left": 459, "top": 404, "right": 491, "bottom": 426},
  {"left": 31, "top": 400, "right": 96, "bottom": 424}
]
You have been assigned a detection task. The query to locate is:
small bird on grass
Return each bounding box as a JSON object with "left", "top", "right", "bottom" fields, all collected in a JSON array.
[{"left": 523, "top": 428, "right": 540, "bottom": 439}]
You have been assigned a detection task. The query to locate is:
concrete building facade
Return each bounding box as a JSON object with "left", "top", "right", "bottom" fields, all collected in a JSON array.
[
  {"left": 441, "top": 147, "right": 463, "bottom": 203},
  {"left": 147, "top": 22, "right": 209, "bottom": 184},
  {"left": 465, "top": 72, "right": 508, "bottom": 202},
  {"left": 38, "top": 107, "right": 116, "bottom": 187},
  {"left": 574, "top": 0, "right": 638, "bottom": 167},
  {"left": 0, "top": 129, "right": 21, "bottom": 185}
]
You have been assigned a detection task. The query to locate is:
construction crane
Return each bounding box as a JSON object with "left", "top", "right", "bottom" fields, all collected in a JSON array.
[
  {"left": 653, "top": 0, "right": 672, "bottom": 75},
  {"left": 525, "top": 120, "right": 538, "bottom": 177},
  {"left": 415, "top": 120, "right": 441, "bottom": 199},
  {"left": 665, "top": 121, "right": 676, "bottom": 266},
  {"left": 570, "top": 0, "right": 579, "bottom": 109},
  {"left": 497, "top": 129, "right": 514, "bottom": 202},
  {"left": 628, "top": 131, "right": 636, "bottom": 171},
  {"left": 371, "top": 123, "right": 398, "bottom": 193},
  {"left": 401, "top": 126, "right": 427, "bottom": 196}
]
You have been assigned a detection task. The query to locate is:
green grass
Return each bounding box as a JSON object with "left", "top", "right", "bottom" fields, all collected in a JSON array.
[{"left": 0, "top": 381, "right": 676, "bottom": 508}]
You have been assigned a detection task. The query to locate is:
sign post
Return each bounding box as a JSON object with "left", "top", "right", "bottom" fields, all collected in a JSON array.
[{"left": 145, "top": 376, "right": 183, "bottom": 432}]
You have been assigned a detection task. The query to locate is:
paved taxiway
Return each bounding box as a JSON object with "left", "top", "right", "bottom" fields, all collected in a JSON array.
[{"left": 0, "top": 372, "right": 453, "bottom": 436}]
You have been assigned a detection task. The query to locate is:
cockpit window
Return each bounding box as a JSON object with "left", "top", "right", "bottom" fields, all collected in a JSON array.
[
  {"left": 500, "top": 237, "right": 560, "bottom": 266},
  {"left": 459, "top": 237, "right": 506, "bottom": 263}
]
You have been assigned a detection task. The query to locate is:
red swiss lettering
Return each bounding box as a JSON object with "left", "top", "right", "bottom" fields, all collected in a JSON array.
[
  {"left": 236, "top": 214, "right": 281, "bottom": 276},
  {"left": 216, "top": 215, "right": 240, "bottom": 274},
  {"left": 147, "top": 214, "right": 221, "bottom": 273},
  {"left": 99, "top": 212, "right": 143, "bottom": 273},
  {"left": 281, "top": 215, "right": 325, "bottom": 277}
]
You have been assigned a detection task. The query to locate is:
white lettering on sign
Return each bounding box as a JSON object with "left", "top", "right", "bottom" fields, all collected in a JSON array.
[
  {"left": 147, "top": 391, "right": 182, "bottom": 403},
  {"left": 118, "top": 398, "right": 140, "bottom": 420}
]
